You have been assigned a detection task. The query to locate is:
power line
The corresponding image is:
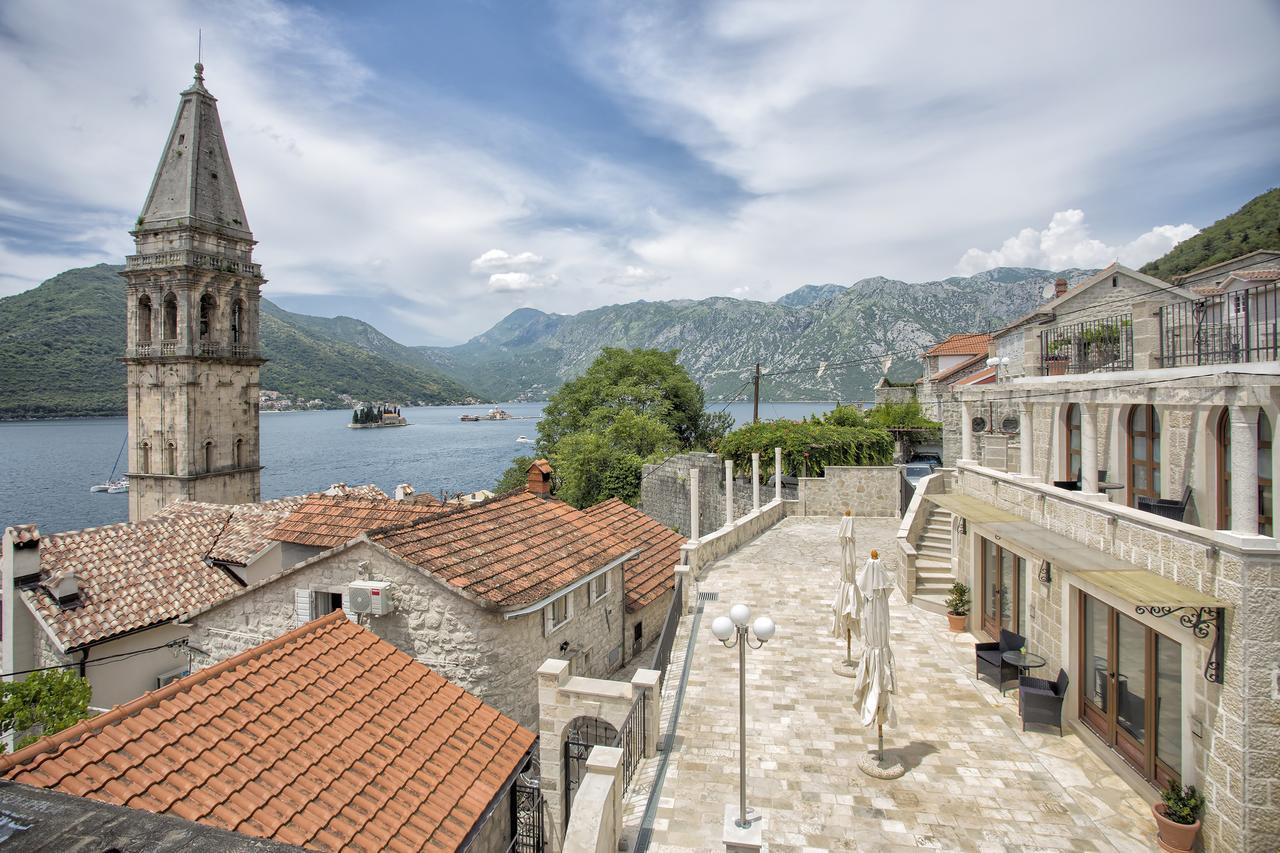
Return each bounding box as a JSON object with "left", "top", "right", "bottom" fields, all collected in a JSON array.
[{"left": 0, "top": 640, "right": 188, "bottom": 679}]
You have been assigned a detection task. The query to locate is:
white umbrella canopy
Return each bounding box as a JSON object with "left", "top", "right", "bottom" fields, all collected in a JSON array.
[
  {"left": 852, "top": 552, "right": 897, "bottom": 729},
  {"left": 831, "top": 513, "right": 861, "bottom": 639}
]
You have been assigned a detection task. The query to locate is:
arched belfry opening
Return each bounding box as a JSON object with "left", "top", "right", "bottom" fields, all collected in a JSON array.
[
  {"left": 137, "top": 295, "right": 152, "bottom": 343},
  {"left": 199, "top": 293, "right": 216, "bottom": 340},
  {"left": 163, "top": 294, "right": 178, "bottom": 340},
  {"left": 230, "top": 299, "right": 244, "bottom": 344}
]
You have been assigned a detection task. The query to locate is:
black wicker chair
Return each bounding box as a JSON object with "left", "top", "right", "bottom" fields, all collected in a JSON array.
[
  {"left": 975, "top": 628, "right": 1026, "bottom": 693},
  {"left": 1137, "top": 486, "right": 1192, "bottom": 522},
  {"left": 1020, "top": 668, "right": 1069, "bottom": 735},
  {"left": 1053, "top": 469, "right": 1107, "bottom": 492}
]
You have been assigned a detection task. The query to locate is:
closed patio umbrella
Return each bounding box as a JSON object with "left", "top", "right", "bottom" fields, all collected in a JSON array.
[
  {"left": 831, "top": 511, "right": 861, "bottom": 673},
  {"left": 853, "top": 549, "right": 902, "bottom": 777}
]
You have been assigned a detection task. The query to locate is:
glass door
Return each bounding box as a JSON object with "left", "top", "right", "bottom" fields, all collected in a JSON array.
[
  {"left": 981, "top": 538, "right": 1025, "bottom": 639},
  {"left": 1078, "top": 591, "right": 1182, "bottom": 787},
  {"left": 982, "top": 539, "right": 1000, "bottom": 638}
]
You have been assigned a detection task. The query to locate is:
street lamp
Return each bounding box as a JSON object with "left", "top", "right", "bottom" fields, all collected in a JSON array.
[{"left": 711, "top": 603, "right": 776, "bottom": 830}]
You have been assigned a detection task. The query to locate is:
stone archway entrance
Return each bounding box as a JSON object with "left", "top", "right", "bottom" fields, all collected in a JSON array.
[{"left": 562, "top": 715, "right": 618, "bottom": 824}]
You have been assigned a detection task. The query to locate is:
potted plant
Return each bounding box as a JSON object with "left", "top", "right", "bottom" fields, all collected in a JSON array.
[
  {"left": 1044, "top": 339, "right": 1071, "bottom": 375},
  {"left": 944, "top": 581, "right": 970, "bottom": 632},
  {"left": 1152, "top": 781, "right": 1204, "bottom": 852}
]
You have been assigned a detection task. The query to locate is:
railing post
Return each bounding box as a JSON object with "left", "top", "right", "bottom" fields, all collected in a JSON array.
[
  {"left": 752, "top": 452, "right": 760, "bottom": 512},
  {"left": 774, "top": 447, "right": 783, "bottom": 502},
  {"left": 631, "top": 669, "right": 661, "bottom": 758}
]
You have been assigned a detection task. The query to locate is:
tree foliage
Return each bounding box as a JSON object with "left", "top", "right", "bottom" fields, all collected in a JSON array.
[
  {"left": 1140, "top": 187, "right": 1280, "bottom": 280},
  {"left": 495, "top": 455, "right": 536, "bottom": 494},
  {"left": 0, "top": 669, "right": 92, "bottom": 751}
]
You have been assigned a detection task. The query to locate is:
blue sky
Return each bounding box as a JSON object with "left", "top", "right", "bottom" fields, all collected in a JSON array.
[{"left": 1, "top": 0, "right": 1278, "bottom": 345}]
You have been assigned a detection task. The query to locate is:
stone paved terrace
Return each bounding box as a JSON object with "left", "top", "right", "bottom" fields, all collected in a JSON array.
[{"left": 623, "top": 516, "right": 1158, "bottom": 852}]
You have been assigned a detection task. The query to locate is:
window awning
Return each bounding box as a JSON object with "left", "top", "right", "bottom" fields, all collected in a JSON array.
[{"left": 927, "top": 492, "right": 1228, "bottom": 683}]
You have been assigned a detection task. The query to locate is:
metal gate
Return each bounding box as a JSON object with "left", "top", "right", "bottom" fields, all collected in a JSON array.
[
  {"left": 510, "top": 773, "right": 544, "bottom": 853},
  {"left": 563, "top": 716, "right": 618, "bottom": 824}
]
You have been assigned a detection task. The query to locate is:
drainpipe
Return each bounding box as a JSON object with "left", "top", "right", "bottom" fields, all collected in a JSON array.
[{"left": 78, "top": 648, "right": 89, "bottom": 678}]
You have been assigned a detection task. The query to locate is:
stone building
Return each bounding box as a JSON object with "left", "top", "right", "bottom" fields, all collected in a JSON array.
[
  {"left": 916, "top": 333, "right": 993, "bottom": 466},
  {"left": 185, "top": 482, "right": 653, "bottom": 729},
  {"left": 123, "top": 63, "right": 265, "bottom": 521},
  {"left": 899, "top": 250, "right": 1280, "bottom": 850}
]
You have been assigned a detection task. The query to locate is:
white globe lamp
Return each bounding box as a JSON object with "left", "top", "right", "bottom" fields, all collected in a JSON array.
[
  {"left": 729, "top": 603, "right": 751, "bottom": 627},
  {"left": 711, "top": 616, "right": 735, "bottom": 642},
  {"left": 752, "top": 616, "right": 775, "bottom": 643}
]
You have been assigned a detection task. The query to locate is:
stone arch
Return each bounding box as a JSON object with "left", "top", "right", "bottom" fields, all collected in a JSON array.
[
  {"left": 165, "top": 441, "right": 176, "bottom": 475},
  {"left": 139, "top": 441, "right": 151, "bottom": 475},
  {"left": 234, "top": 436, "right": 245, "bottom": 468},
  {"left": 198, "top": 292, "right": 217, "bottom": 340},
  {"left": 202, "top": 440, "right": 215, "bottom": 473},
  {"left": 230, "top": 298, "right": 245, "bottom": 344},
  {"left": 163, "top": 293, "right": 179, "bottom": 340},
  {"left": 561, "top": 715, "right": 619, "bottom": 825},
  {"left": 137, "top": 294, "right": 153, "bottom": 343}
]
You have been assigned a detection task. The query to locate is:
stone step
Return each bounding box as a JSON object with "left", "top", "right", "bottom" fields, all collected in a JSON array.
[
  {"left": 916, "top": 557, "right": 952, "bottom": 570},
  {"left": 912, "top": 591, "right": 949, "bottom": 615},
  {"left": 920, "top": 532, "right": 951, "bottom": 547},
  {"left": 924, "top": 521, "right": 951, "bottom": 534},
  {"left": 917, "top": 548, "right": 951, "bottom": 562}
]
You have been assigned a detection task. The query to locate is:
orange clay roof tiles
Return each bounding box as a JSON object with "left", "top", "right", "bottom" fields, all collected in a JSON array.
[
  {"left": 0, "top": 611, "right": 535, "bottom": 852},
  {"left": 370, "top": 490, "right": 637, "bottom": 608},
  {"left": 924, "top": 333, "right": 992, "bottom": 357},
  {"left": 269, "top": 496, "right": 448, "bottom": 550},
  {"left": 584, "top": 498, "right": 684, "bottom": 611},
  {"left": 1232, "top": 268, "right": 1280, "bottom": 281}
]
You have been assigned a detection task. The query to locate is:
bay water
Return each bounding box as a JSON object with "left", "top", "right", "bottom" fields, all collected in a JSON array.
[{"left": 0, "top": 401, "right": 833, "bottom": 534}]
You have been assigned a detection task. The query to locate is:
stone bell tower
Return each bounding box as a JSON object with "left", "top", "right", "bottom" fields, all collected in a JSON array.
[{"left": 122, "top": 63, "right": 264, "bottom": 521}]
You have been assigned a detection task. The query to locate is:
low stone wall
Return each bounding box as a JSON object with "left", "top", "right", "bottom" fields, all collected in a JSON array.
[
  {"left": 641, "top": 452, "right": 796, "bottom": 537},
  {"left": 796, "top": 465, "right": 902, "bottom": 517},
  {"left": 561, "top": 747, "right": 623, "bottom": 853},
  {"left": 680, "top": 498, "right": 788, "bottom": 577}
]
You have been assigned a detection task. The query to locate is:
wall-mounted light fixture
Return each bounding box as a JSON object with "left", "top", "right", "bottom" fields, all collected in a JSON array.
[
  {"left": 1038, "top": 562, "right": 1051, "bottom": 584},
  {"left": 959, "top": 518, "right": 967, "bottom": 536}
]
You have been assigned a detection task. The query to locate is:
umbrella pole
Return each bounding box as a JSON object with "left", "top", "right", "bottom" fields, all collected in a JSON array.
[
  {"left": 877, "top": 723, "right": 883, "bottom": 763},
  {"left": 845, "top": 629, "right": 851, "bottom": 666}
]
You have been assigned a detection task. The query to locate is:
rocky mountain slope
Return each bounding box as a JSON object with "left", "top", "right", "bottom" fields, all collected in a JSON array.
[{"left": 414, "top": 267, "right": 1094, "bottom": 402}]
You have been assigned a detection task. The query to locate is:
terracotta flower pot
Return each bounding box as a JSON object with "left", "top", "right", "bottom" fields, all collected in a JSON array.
[
  {"left": 1152, "top": 803, "right": 1200, "bottom": 852},
  {"left": 946, "top": 612, "right": 967, "bottom": 632}
]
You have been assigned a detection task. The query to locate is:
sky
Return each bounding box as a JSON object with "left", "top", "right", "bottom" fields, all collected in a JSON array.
[{"left": 1, "top": 1, "right": 1278, "bottom": 346}]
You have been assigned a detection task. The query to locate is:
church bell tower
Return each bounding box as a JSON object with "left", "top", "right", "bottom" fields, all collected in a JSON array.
[{"left": 123, "top": 63, "right": 265, "bottom": 521}]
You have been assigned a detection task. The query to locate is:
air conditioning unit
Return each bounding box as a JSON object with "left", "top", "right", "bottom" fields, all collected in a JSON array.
[{"left": 347, "top": 580, "right": 394, "bottom": 616}]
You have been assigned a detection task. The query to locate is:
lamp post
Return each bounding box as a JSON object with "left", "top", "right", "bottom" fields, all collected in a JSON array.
[{"left": 711, "top": 604, "right": 775, "bottom": 830}]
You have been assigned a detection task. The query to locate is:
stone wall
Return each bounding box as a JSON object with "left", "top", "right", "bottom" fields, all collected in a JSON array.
[
  {"left": 641, "top": 452, "right": 795, "bottom": 537},
  {"left": 954, "top": 463, "right": 1278, "bottom": 851},
  {"left": 680, "top": 498, "right": 788, "bottom": 577},
  {"left": 188, "top": 541, "right": 628, "bottom": 729},
  {"left": 796, "top": 466, "right": 902, "bottom": 517},
  {"left": 874, "top": 380, "right": 917, "bottom": 407},
  {"left": 624, "top": 587, "right": 674, "bottom": 667}
]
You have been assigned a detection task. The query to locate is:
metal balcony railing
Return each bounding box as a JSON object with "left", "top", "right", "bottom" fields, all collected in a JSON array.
[
  {"left": 1040, "top": 314, "right": 1133, "bottom": 375},
  {"left": 1160, "top": 281, "right": 1280, "bottom": 367}
]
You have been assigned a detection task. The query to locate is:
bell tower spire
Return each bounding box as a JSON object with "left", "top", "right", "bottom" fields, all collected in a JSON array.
[{"left": 122, "top": 63, "right": 265, "bottom": 521}]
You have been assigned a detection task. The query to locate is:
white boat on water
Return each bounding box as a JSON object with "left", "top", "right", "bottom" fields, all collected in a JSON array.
[
  {"left": 107, "top": 478, "right": 129, "bottom": 494},
  {"left": 515, "top": 435, "right": 533, "bottom": 444},
  {"left": 89, "top": 483, "right": 110, "bottom": 492}
]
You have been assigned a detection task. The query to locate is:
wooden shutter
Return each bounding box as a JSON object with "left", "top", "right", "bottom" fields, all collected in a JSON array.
[{"left": 294, "top": 588, "right": 313, "bottom": 627}]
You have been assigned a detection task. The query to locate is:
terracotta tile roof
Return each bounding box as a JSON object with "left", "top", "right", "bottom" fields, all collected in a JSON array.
[
  {"left": 22, "top": 504, "right": 241, "bottom": 652},
  {"left": 584, "top": 499, "right": 684, "bottom": 611},
  {"left": 270, "top": 495, "right": 449, "bottom": 550},
  {"left": 1231, "top": 268, "right": 1280, "bottom": 281},
  {"left": 930, "top": 352, "right": 988, "bottom": 384},
  {"left": 371, "top": 490, "right": 637, "bottom": 608},
  {"left": 528, "top": 458, "right": 553, "bottom": 475},
  {"left": 924, "top": 333, "right": 991, "bottom": 357},
  {"left": 952, "top": 365, "right": 997, "bottom": 386},
  {"left": 0, "top": 611, "right": 536, "bottom": 852},
  {"left": 6, "top": 524, "right": 40, "bottom": 546},
  {"left": 198, "top": 496, "right": 312, "bottom": 565}
]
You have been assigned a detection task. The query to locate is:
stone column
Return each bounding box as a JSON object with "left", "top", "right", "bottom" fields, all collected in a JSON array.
[
  {"left": 774, "top": 447, "right": 783, "bottom": 502},
  {"left": 537, "top": 658, "right": 572, "bottom": 841},
  {"left": 1230, "top": 405, "right": 1260, "bottom": 536},
  {"left": 960, "top": 401, "right": 974, "bottom": 462},
  {"left": 689, "top": 468, "right": 700, "bottom": 543},
  {"left": 725, "top": 460, "right": 734, "bottom": 528},
  {"left": 1081, "top": 402, "right": 1100, "bottom": 494},
  {"left": 751, "top": 452, "right": 761, "bottom": 512},
  {"left": 631, "top": 669, "right": 661, "bottom": 757},
  {"left": 1019, "top": 402, "right": 1035, "bottom": 479}
]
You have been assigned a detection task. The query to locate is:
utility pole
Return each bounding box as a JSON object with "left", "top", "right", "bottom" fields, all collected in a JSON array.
[{"left": 752, "top": 363, "right": 761, "bottom": 423}]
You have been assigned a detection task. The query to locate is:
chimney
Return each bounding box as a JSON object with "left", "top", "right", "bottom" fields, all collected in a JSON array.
[
  {"left": 2, "top": 525, "right": 41, "bottom": 583},
  {"left": 1054, "top": 277, "right": 1069, "bottom": 298},
  {"left": 3, "top": 526, "right": 43, "bottom": 678},
  {"left": 394, "top": 483, "right": 415, "bottom": 501},
  {"left": 526, "top": 459, "right": 554, "bottom": 497},
  {"left": 45, "top": 569, "right": 81, "bottom": 609}
]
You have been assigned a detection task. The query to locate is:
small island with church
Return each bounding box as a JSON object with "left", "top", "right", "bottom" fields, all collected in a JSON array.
[{"left": 347, "top": 403, "right": 409, "bottom": 429}]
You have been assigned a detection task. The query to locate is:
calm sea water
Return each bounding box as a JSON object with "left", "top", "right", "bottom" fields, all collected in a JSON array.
[{"left": 0, "top": 401, "right": 833, "bottom": 534}]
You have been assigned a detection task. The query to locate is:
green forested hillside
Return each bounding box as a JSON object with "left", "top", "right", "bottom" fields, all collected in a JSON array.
[
  {"left": 0, "top": 265, "right": 480, "bottom": 419},
  {"left": 1141, "top": 187, "right": 1280, "bottom": 279}
]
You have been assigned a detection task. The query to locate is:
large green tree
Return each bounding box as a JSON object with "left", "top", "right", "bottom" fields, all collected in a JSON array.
[{"left": 0, "top": 669, "right": 92, "bottom": 751}]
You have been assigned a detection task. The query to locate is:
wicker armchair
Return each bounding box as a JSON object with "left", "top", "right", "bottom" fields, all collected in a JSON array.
[
  {"left": 1020, "top": 669, "right": 1069, "bottom": 735},
  {"left": 1137, "top": 486, "right": 1192, "bottom": 522},
  {"left": 975, "top": 628, "right": 1026, "bottom": 693}
]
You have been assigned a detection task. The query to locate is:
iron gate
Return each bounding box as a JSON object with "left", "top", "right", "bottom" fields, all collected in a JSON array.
[
  {"left": 509, "top": 773, "right": 544, "bottom": 853},
  {"left": 563, "top": 716, "right": 619, "bottom": 824}
]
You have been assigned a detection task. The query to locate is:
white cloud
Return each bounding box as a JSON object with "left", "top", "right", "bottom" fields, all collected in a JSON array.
[
  {"left": 470, "top": 249, "right": 546, "bottom": 274},
  {"left": 600, "top": 265, "right": 668, "bottom": 288},
  {"left": 955, "top": 210, "right": 1199, "bottom": 275},
  {"left": 488, "top": 271, "right": 558, "bottom": 292}
]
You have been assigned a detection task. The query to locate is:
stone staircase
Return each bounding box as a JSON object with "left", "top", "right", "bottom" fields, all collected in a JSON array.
[{"left": 911, "top": 503, "right": 957, "bottom": 614}]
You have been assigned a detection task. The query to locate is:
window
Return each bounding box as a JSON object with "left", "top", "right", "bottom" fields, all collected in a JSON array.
[
  {"left": 137, "top": 295, "right": 152, "bottom": 343},
  {"left": 633, "top": 622, "right": 643, "bottom": 655},
  {"left": 234, "top": 437, "right": 245, "bottom": 468},
  {"left": 157, "top": 665, "right": 190, "bottom": 689},
  {"left": 1260, "top": 411, "right": 1273, "bottom": 536},
  {"left": 545, "top": 594, "right": 573, "bottom": 634},
  {"left": 199, "top": 293, "right": 216, "bottom": 339},
  {"left": 1064, "top": 403, "right": 1081, "bottom": 480},
  {"left": 230, "top": 299, "right": 244, "bottom": 344},
  {"left": 165, "top": 442, "right": 176, "bottom": 475},
  {"left": 1127, "top": 405, "right": 1161, "bottom": 507},
  {"left": 140, "top": 442, "right": 151, "bottom": 475},
  {"left": 203, "top": 441, "right": 214, "bottom": 473},
  {"left": 163, "top": 293, "right": 178, "bottom": 340},
  {"left": 312, "top": 591, "right": 343, "bottom": 617},
  {"left": 590, "top": 571, "right": 610, "bottom": 604}
]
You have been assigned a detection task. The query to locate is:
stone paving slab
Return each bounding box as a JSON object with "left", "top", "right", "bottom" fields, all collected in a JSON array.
[{"left": 624, "top": 516, "right": 1157, "bottom": 853}]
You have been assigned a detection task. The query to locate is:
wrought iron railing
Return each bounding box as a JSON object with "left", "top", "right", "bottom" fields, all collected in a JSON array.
[
  {"left": 1040, "top": 313, "right": 1133, "bottom": 375},
  {"left": 1159, "top": 281, "right": 1280, "bottom": 367},
  {"left": 652, "top": 576, "right": 683, "bottom": 676}
]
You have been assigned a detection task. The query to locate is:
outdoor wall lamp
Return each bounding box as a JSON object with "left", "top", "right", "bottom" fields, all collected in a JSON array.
[
  {"left": 1039, "top": 561, "right": 1052, "bottom": 584},
  {"left": 711, "top": 604, "right": 775, "bottom": 830}
]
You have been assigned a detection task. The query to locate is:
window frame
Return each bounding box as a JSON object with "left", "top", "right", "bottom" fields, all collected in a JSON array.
[
  {"left": 545, "top": 593, "right": 574, "bottom": 635},
  {"left": 589, "top": 570, "right": 610, "bottom": 604}
]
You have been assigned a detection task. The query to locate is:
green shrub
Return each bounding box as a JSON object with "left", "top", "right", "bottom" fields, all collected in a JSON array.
[
  {"left": 1160, "top": 782, "right": 1205, "bottom": 825},
  {"left": 944, "top": 582, "right": 970, "bottom": 616}
]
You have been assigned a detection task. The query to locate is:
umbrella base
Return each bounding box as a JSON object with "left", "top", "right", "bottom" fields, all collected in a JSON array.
[
  {"left": 857, "top": 750, "right": 906, "bottom": 779},
  {"left": 831, "top": 659, "right": 859, "bottom": 678}
]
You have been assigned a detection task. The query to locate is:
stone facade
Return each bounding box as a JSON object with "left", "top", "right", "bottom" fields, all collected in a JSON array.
[
  {"left": 124, "top": 65, "right": 264, "bottom": 521},
  {"left": 873, "top": 378, "right": 917, "bottom": 407},
  {"left": 188, "top": 540, "right": 629, "bottom": 729}
]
